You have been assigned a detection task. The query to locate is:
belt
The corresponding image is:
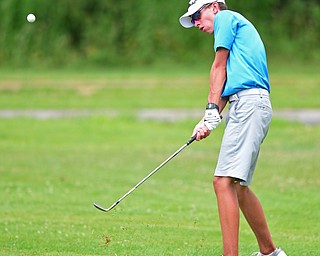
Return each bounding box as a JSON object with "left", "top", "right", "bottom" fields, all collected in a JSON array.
[{"left": 228, "top": 88, "right": 269, "bottom": 103}]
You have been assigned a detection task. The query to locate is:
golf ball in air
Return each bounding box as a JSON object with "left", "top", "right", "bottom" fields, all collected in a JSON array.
[{"left": 27, "top": 14, "right": 36, "bottom": 23}]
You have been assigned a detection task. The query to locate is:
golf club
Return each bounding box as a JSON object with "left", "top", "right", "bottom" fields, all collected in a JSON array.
[{"left": 93, "top": 135, "right": 197, "bottom": 212}]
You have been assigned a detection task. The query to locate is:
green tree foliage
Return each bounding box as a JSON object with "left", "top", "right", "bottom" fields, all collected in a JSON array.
[{"left": 0, "top": 0, "right": 319, "bottom": 68}]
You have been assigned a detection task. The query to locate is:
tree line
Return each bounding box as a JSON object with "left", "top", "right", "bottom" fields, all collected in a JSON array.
[{"left": 0, "top": 0, "right": 319, "bottom": 68}]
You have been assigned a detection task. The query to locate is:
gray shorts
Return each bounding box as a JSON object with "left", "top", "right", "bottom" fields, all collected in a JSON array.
[{"left": 214, "top": 88, "right": 272, "bottom": 186}]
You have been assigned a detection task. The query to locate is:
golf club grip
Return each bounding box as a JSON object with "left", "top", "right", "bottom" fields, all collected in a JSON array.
[
  {"left": 187, "top": 135, "right": 197, "bottom": 145},
  {"left": 187, "top": 115, "right": 223, "bottom": 145}
]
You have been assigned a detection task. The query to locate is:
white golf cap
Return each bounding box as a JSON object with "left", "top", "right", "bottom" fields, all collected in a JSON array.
[{"left": 179, "top": 0, "right": 225, "bottom": 28}]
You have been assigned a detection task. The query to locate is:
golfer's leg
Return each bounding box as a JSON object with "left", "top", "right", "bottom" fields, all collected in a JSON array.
[
  {"left": 235, "top": 184, "right": 276, "bottom": 255},
  {"left": 213, "top": 176, "right": 239, "bottom": 256}
]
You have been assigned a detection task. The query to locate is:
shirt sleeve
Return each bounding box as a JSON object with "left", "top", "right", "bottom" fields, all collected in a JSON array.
[{"left": 214, "top": 11, "right": 238, "bottom": 52}]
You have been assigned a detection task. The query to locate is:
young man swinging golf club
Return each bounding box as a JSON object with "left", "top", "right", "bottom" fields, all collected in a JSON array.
[{"left": 179, "top": 1, "right": 287, "bottom": 255}]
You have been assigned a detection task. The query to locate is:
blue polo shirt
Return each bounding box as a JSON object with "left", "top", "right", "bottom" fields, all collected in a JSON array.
[{"left": 214, "top": 11, "right": 270, "bottom": 98}]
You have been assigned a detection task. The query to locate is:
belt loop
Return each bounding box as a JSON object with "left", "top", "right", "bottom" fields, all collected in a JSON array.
[{"left": 259, "top": 88, "right": 262, "bottom": 98}]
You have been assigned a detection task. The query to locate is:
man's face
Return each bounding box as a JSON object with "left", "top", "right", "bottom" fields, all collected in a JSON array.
[{"left": 193, "top": 3, "right": 218, "bottom": 34}]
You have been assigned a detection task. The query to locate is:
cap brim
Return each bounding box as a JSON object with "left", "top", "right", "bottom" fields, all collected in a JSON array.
[{"left": 179, "top": 12, "right": 194, "bottom": 28}]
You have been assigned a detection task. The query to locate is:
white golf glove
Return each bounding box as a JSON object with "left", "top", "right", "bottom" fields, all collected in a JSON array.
[{"left": 204, "top": 108, "right": 221, "bottom": 131}]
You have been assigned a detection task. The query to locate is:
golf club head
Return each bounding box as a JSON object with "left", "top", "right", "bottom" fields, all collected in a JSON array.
[{"left": 93, "top": 201, "right": 119, "bottom": 212}]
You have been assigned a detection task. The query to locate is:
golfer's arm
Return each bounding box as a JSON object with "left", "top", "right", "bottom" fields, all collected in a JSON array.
[{"left": 208, "top": 47, "right": 229, "bottom": 113}]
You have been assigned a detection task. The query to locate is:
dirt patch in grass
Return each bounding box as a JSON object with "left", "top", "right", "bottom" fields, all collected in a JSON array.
[{"left": 0, "top": 109, "right": 319, "bottom": 125}]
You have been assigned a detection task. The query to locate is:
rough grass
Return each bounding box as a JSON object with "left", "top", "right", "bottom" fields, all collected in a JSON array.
[{"left": 0, "top": 67, "right": 319, "bottom": 255}]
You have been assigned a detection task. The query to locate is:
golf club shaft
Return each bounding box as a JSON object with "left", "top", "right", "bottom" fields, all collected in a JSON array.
[{"left": 93, "top": 136, "right": 196, "bottom": 212}]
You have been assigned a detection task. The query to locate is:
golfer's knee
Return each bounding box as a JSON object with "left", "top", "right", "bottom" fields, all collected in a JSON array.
[{"left": 213, "top": 176, "right": 232, "bottom": 194}]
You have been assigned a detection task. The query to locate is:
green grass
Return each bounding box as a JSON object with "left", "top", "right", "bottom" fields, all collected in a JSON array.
[
  {"left": 0, "top": 66, "right": 319, "bottom": 255},
  {"left": 0, "top": 63, "right": 319, "bottom": 110}
]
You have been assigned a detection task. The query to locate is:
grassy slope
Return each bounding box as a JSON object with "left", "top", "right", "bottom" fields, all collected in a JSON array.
[{"left": 0, "top": 66, "right": 319, "bottom": 255}]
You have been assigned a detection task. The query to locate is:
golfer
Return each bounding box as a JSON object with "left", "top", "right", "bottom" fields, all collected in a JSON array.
[{"left": 179, "top": 1, "right": 287, "bottom": 256}]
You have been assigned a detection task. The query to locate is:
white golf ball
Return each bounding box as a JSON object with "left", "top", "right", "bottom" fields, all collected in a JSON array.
[{"left": 27, "top": 14, "right": 36, "bottom": 23}]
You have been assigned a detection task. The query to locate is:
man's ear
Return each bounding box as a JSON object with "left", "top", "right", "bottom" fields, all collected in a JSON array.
[{"left": 212, "top": 2, "right": 220, "bottom": 14}]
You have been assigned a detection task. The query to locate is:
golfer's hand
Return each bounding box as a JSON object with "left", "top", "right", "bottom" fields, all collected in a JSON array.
[
  {"left": 204, "top": 108, "right": 221, "bottom": 131},
  {"left": 192, "top": 120, "right": 211, "bottom": 141}
]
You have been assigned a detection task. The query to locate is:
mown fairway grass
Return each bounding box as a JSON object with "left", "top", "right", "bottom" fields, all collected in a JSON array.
[{"left": 0, "top": 65, "right": 319, "bottom": 255}]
